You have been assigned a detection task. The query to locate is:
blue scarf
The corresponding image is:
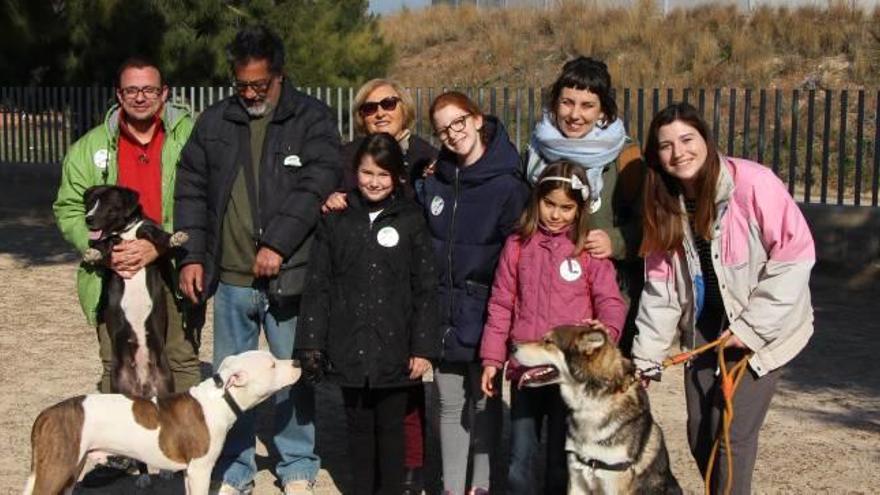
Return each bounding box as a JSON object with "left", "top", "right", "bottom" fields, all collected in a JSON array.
[{"left": 529, "top": 113, "right": 627, "bottom": 201}]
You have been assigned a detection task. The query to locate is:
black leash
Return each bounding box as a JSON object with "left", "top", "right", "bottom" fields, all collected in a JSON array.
[
  {"left": 212, "top": 373, "right": 244, "bottom": 418},
  {"left": 569, "top": 451, "right": 633, "bottom": 472}
]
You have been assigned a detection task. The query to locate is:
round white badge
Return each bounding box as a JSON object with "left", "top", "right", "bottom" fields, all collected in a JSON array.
[
  {"left": 376, "top": 226, "right": 400, "bottom": 247},
  {"left": 559, "top": 258, "right": 583, "bottom": 282},
  {"left": 430, "top": 196, "right": 445, "bottom": 216},
  {"left": 93, "top": 149, "right": 109, "bottom": 170},
  {"left": 589, "top": 197, "right": 602, "bottom": 214}
]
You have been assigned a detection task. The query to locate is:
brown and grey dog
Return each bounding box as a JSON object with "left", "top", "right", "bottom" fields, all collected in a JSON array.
[
  {"left": 514, "top": 324, "right": 681, "bottom": 495},
  {"left": 82, "top": 185, "right": 188, "bottom": 399},
  {"left": 23, "top": 350, "right": 302, "bottom": 495}
]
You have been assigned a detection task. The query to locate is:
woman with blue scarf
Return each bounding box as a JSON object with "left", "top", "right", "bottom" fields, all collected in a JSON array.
[{"left": 525, "top": 56, "right": 645, "bottom": 353}]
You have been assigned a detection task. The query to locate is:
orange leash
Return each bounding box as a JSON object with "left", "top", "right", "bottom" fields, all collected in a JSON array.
[{"left": 660, "top": 336, "right": 752, "bottom": 495}]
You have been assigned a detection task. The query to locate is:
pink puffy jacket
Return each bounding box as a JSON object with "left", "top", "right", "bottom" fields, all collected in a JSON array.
[{"left": 480, "top": 227, "right": 627, "bottom": 372}]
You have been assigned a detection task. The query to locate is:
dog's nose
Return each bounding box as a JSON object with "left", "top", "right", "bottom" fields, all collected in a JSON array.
[
  {"left": 508, "top": 342, "right": 518, "bottom": 354},
  {"left": 291, "top": 358, "right": 301, "bottom": 368}
]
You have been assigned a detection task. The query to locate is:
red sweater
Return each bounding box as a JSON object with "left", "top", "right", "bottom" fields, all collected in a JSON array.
[{"left": 117, "top": 113, "right": 165, "bottom": 223}]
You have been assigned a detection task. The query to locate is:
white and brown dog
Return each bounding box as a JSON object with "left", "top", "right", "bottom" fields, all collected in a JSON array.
[
  {"left": 514, "top": 324, "right": 681, "bottom": 495},
  {"left": 23, "top": 350, "right": 301, "bottom": 495}
]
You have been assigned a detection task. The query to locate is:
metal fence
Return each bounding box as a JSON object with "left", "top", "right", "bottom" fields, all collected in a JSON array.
[{"left": 1, "top": 85, "right": 878, "bottom": 206}]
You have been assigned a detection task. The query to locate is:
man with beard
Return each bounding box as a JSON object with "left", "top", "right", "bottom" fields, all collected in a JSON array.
[
  {"left": 174, "top": 25, "right": 341, "bottom": 495},
  {"left": 53, "top": 56, "right": 203, "bottom": 479}
]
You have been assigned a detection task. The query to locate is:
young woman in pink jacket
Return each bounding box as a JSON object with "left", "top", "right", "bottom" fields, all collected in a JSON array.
[
  {"left": 633, "top": 102, "right": 815, "bottom": 494},
  {"left": 479, "top": 161, "right": 627, "bottom": 494}
]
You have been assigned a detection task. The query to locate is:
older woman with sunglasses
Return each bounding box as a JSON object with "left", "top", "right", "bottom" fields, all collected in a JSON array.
[
  {"left": 322, "top": 79, "right": 436, "bottom": 494},
  {"left": 325, "top": 79, "right": 437, "bottom": 211}
]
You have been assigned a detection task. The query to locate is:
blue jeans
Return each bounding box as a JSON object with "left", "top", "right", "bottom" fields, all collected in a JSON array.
[
  {"left": 212, "top": 282, "right": 319, "bottom": 489},
  {"left": 507, "top": 384, "right": 568, "bottom": 494}
]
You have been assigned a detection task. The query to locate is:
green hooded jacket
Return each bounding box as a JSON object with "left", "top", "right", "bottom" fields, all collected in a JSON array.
[{"left": 53, "top": 103, "right": 194, "bottom": 325}]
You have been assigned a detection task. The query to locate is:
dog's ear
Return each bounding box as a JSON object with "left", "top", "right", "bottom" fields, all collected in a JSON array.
[
  {"left": 83, "top": 185, "right": 109, "bottom": 207},
  {"left": 121, "top": 188, "right": 141, "bottom": 217},
  {"left": 575, "top": 329, "right": 606, "bottom": 355},
  {"left": 224, "top": 370, "right": 249, "bottom": 389}
]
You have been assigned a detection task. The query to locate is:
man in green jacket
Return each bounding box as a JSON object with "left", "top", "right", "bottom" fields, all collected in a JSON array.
[{"left": 53, "top": 57, "right": 202, "bottom": 395}]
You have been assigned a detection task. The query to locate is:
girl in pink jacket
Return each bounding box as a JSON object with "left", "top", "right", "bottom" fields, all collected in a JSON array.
[{"left": 479, "top": 161, "right": 626, "bottom": 494}]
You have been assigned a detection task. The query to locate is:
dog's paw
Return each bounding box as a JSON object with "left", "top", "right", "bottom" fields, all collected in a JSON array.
[
  {"left": 169, "top": 231, "right": 189, "bottom": 247},
  {"left": 83, "top": 248, "right": 103, "bottom": 263}
]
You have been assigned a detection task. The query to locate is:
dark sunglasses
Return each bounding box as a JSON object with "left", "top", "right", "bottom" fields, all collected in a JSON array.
[
  {"left": 233, "top": 78, "right": 273, "bottom": 95},
  {"left": 359, "top": 96, "right": 400, "bottom": 117}
]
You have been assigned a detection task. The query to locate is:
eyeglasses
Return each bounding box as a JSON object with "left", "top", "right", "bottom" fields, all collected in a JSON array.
[
  {"left": 359, "top": 96, "right": 400, "bottom": 117},
  {"left": 233, "top": 78, "right": 273, "bottom": 95},
  {"left": 118, "top": 86, "right": 163, "bottom": 100},
  {"left": 434, "top": 114, "right": 471, "bottom": 140}
]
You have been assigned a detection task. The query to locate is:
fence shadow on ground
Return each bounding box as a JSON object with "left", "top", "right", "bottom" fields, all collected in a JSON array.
[
  {"left": 774, "top": 270, "right": 880, "bottom": 432},
  {"left": 0, "top": 213, "right": 79, "bottom": 266}
]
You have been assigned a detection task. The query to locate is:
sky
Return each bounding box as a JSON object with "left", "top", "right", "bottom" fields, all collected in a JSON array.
[{"left": 369, "top": 0, "right": 432, "bottom": 14}]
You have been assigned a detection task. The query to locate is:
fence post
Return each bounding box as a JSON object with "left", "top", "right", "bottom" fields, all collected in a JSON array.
[
  {"left": 837, "top": 90, "right": 848, "bottom": 205},
  {"left": 873, "top": 90, "right": 879, "bottom": 207},
  {"left": 854, "top": 90, "right": 865, "bottom": 206},
  {"left": 805, "top": 90, "right": 815, "bottom": 203},
  {"left": 789, "top": 89, "right": 799, "bottom": 197}
]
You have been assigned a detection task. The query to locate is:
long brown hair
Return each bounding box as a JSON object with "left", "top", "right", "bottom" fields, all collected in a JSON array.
[
  {"left": 641, "top": 102, "right": 721, "bottom": 255},
  {"left": 518, "top": 161, "right": 592, "bottom": 256}
]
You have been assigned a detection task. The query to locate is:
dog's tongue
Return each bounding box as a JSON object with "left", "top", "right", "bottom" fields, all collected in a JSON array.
[{"left": 88, "top": 230, "right": 102, "bottom": 240}]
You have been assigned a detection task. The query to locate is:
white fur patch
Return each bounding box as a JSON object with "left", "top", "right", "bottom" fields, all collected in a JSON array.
[{"left": 86, "top": 199, "right": 100, "bottom": 218}]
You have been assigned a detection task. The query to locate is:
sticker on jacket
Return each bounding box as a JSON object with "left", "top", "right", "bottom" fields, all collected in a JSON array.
[
  {"left": 93, "top": 149, "right": 109, "bottom": 170},
  {"left": 589, "top": 197, "right": 602, "bottom": 214},
  {"left": 430, "top": 196, "right": 444, "bottom": 216},
  {"left": 377, "top": 226, "right": 399, "bottom": 247},
  {"left": 283, "top": 155, "right": 302, "bottom": 167},
  {"left": 559, "top": 258, "right": 583, "bottom": 282}
]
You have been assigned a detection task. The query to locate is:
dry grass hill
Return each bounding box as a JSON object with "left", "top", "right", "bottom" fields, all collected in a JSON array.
[{"left": 380, "top": 0, "right": 880, "bottom": 90}]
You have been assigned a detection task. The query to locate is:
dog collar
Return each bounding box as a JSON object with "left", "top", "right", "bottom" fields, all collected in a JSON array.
[
  {"left": 569, "top": 451, "right": 633, "bottom": 472},
  {"left": 212, "top": 373, "right": 244, "bottom": 418}
]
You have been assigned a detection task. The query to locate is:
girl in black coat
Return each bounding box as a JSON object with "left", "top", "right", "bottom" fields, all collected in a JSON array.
[{"left": 297, "top": 133, "right": 439, "bottom": 495}]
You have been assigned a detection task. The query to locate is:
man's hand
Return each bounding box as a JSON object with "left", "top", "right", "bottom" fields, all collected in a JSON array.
[
  {"left": 252, "top": 246, "right": 283, "bottom": 278},
  {"left": 408, "top": 357, "right": 432, "bottom": 380},
  {"left": 110, "top": 239, "right": 159, "bottom": 278},
  {"left": 179, "top": 263, "right": 204, "bottom": 304},
  {"left": 321, "top": 192, "right": 348, "bottom": 214},
  {"left": 585, "top": 229, "right": 613, "bottom": 259},
  {"left": 481, "top": 365, "right": 499, "bottom": 397}
]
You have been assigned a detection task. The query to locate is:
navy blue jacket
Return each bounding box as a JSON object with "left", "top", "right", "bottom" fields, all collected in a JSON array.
[{"left": 420, "top": 116, "right": 529, "bottom": 362}]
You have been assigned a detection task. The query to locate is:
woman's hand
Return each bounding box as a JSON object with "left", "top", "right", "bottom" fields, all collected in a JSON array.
[
  {"left": 409, "top": 357, "right": 432, "bottom": 380},
  {"left": 585, "top": 229, "right": 613, "bottom": 259},
  {"left": 321, "top": 191, "right": 348, "bottom": 214},
  {"left": 719, "top": 329, "right": 750, "bottom": 350},
  {"left": 481, "top": 365, "right": 499, "bottom": 397}
]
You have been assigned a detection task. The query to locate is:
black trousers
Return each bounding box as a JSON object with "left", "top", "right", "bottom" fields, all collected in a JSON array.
[{"left": 342, "top": 384, "right": 411, "bottom": 495}]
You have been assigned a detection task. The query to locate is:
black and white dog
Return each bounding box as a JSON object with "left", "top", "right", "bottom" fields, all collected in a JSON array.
[{"left": 82, "top": 185, "right": 188, "bottom": 400}]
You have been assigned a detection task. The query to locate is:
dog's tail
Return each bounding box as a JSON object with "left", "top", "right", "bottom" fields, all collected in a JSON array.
[{"left": 28, "top": 396, "right": 87, "bottom": 494}]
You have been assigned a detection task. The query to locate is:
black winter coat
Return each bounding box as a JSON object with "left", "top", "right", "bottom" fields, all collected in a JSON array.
[
  {"left": 174, "top": 80, "right": 342, "bottom": 298},
  {"left": 339, "top": 134, "right": 437, "bottom": 195},
  {"left": 297, "top": 192, "right": 440, "bottom": 388},
  {"left": 420, "top": 116, "right": 530, "bottom": 363}
]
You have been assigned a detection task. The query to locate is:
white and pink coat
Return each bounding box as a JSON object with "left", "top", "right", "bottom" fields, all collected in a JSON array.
[{"left": 632, "top": 156, "right": 815, "bottom": 377}]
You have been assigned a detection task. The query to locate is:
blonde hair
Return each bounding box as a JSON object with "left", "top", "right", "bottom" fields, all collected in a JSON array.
[
  {"left": 352, "top": 79, "right": 415, "bottom": 135},
  {"left": 518, "top": 161, "right": 592, "bottom": 256}
]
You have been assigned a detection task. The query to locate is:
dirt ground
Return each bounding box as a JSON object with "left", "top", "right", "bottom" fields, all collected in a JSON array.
[{"left": 1, "top": 211, "right": 878, "bottom": 494}]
